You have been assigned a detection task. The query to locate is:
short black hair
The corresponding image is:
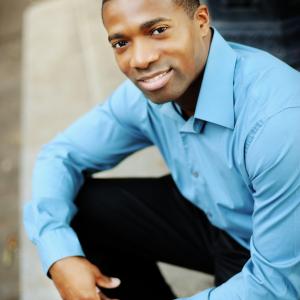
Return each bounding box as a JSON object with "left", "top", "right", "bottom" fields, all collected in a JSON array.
[
  {"left": 173, "top": 0, "right": 201, "bottom": 17},
  {"left": 102, "top": 0, "right": 201, "bottom": 18}
]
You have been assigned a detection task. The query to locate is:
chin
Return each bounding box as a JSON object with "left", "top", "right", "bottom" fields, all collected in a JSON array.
[
  {"left": 142, "top": 88, "right": 182, "bottom": 105},
  {"left": 145, "top": 94, "right": 171, "bottom": 104}
]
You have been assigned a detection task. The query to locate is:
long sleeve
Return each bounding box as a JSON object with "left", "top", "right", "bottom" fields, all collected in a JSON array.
[
  {"left": 23, "top": 81, "right": 152, "bottom": 274},
  {"left": 178, "top": 107, "right": 300, "bottom": 300}
]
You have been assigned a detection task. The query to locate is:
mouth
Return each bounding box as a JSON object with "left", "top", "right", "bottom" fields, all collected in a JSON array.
[{"left": 137, "top": 68, "right": 174, "bottom": 92}]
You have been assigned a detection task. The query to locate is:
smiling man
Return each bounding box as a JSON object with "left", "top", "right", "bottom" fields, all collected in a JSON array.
[
  {"left": 23, "top": 0, "right": 300, "bottom": 300},
  {"left": 104, "top": 0, "right": 211, "bottom": 115}
]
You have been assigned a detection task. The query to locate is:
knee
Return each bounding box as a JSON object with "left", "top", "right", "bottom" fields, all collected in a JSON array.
[{"left": 72, "top": 178, "right": 124, "bottom": 227}]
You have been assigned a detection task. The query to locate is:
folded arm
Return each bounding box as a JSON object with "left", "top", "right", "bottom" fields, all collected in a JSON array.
[{"left": 24, "top": 81, "right": 152, "bottom": 273}]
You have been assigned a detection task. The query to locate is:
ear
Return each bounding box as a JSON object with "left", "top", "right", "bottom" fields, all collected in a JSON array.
[{"left": 194, "top": 5, "right": 210, "bottom": 37}]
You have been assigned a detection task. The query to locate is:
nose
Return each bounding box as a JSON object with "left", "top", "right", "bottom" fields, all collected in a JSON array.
[{"left": 129, "top": 39, "right": 159, "bottom": 69}]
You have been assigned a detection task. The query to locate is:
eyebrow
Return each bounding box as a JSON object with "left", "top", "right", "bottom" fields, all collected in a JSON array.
[
  {"left": 108, "top": 17, "right": 172, "bottom": 42},
  {"left": 140, "top": 17, "right": 172, "bottom": 30},
  {"left": 108, "top": 33, "right": 125, "bottom": 42}
]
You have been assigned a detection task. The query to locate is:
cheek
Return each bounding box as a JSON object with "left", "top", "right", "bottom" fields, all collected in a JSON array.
[
  {"left": 168, "top": 41, "right": 199, "bottom": 76},
  {"left": 173, "top": 52, "right": 199, "bottom": 82},
  {"left": 115, "top": 54, "right": 130, "bottom": 76}
]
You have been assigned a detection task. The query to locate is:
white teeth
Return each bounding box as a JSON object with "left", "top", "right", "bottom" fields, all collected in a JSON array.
[{"left": 143, "top": 71, "right": 168, "bottom": 83}]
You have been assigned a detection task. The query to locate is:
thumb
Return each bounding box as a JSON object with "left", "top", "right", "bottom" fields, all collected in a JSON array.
[{"left": 94, "top": 269, "right": 121, "bottom": 289}]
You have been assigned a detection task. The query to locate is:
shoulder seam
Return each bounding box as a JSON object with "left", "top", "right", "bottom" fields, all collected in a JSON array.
[{"left": 245, "top": 106, "right": 300, "bottom": 155}]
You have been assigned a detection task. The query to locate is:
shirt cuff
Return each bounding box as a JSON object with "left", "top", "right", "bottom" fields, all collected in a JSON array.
[
  {"left": 35, "top": 227, "right": 85, "bottom": 275},
  {"left": 176, "top": 288, "right": 214, "bottom": 300}
]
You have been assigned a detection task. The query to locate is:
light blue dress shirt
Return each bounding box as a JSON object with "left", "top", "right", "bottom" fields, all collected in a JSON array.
[{"left": 24, "top": 29, "right": 300, "bottom": 299}]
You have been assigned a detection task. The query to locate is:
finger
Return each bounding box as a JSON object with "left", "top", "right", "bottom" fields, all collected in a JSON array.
[
  {"left": 97, "top": 288, "right": 119, "bottom": 300},
  {"left": 92, "top": 265, "right": 121, "bottom": 289},
  {"left": 99, "top": 291, "right": 110, "bottom": 300},
  {"left": 96, "top": 276, "right": 121, "bottom": 289}
]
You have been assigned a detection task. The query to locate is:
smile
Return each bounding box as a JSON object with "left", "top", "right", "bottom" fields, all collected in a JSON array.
[{"left": 137, "top": 69, "right": 174, "bottom": 92}]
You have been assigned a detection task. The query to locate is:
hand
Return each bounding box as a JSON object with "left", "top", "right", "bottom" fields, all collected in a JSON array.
[{"left": 49, "top": 256, "right": 121, "bottom": 300}]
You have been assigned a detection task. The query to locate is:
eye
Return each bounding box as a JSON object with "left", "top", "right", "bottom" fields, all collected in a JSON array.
[
  {"left": 112, "top": 40, "right": 128, "bottom": 49},
  {"left": 151, "top": 26, "right": 168, "bottom": 36}
]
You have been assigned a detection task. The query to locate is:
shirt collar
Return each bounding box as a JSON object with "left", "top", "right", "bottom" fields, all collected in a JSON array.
[
  {"left": 194, "top": 28, "right": 237, "bottom": 129},
  {"left": 156, "top": 28, "right": 237, "bottom": 130}
]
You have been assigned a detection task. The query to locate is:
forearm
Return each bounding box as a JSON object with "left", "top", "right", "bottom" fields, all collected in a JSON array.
[
  {"left": 23, "top": 94, "right": 151, "bottom": 274},
  {"left": 24, "top": 133, "right": 89, "bottom": 273}
]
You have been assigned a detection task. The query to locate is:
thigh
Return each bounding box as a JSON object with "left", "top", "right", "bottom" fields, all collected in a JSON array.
[
  {"left": 71, "top": 175, "right": 215, "bottom": 275},
  {"left": 213, "top": 230, "right": 250, "bottom": 286}
]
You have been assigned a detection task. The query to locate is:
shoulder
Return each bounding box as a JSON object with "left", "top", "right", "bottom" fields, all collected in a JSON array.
[
  {"left": 109, "top": 79, "right": 147, "bottom": 112},
  {"left": 107, "top": 79, "right": 150, "bottom": 124},
  {"left": 233, "top": 43, "right": 300, "bottom": 111},
  {"left": 231, "top": 43, "right": 300, "bottom": 133}
]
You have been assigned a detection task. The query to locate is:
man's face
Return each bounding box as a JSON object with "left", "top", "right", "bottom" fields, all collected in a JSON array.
[{"left": 102, "top": 0, "right": 210, "bottom": 104}]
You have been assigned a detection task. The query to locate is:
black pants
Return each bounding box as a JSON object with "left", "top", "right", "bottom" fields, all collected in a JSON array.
[{"left": 71, "top": 175, "right": 250, "bottom": 300}]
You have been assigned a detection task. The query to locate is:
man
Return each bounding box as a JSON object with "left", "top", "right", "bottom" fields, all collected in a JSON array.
[{"left": 24, "top": 0, "right": 300, "bottom": 299}]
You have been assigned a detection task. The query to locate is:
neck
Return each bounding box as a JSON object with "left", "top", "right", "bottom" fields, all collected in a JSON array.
[
  {"left": 175, "top": 28, "right": 213, "bottom": 118},
  {"left": 175, "top": 72, "right": 204, "bottom": 118}
]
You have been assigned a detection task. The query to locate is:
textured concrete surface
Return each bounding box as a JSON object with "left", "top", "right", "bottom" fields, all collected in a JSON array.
[
  {"left": 21, "top": 0, "right": 214, "bottom": 299},
  {"left": 0, "top": 38, "right": 20, "bottom": 300},
  {"left": 0, "top": 0, "right": 36, "bottom": 299}
]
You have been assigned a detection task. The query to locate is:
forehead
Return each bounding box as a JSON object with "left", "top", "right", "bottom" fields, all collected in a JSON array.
[{"left": 102, "top": 0, "right": 185, "bottom": 30}]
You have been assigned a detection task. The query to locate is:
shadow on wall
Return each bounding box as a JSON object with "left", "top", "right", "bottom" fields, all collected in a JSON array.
[{"left": 208, "top": 0, "right": 300, "bottom": 70}]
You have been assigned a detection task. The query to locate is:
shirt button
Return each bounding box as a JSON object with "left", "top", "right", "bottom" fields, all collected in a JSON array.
[
  {"left": 192, "top": 171, "right": 199, "bottom": 178},
  {"left": 207, "top": 212, "right": 213, "bottom": 219},
  {"left": 193, "top": 123, "right": 201, "bottom": 132}
]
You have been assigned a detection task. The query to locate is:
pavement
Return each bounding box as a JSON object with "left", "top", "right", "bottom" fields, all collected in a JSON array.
[{"left": 20, "top": 0, "right": 214, "bottom": 299}]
